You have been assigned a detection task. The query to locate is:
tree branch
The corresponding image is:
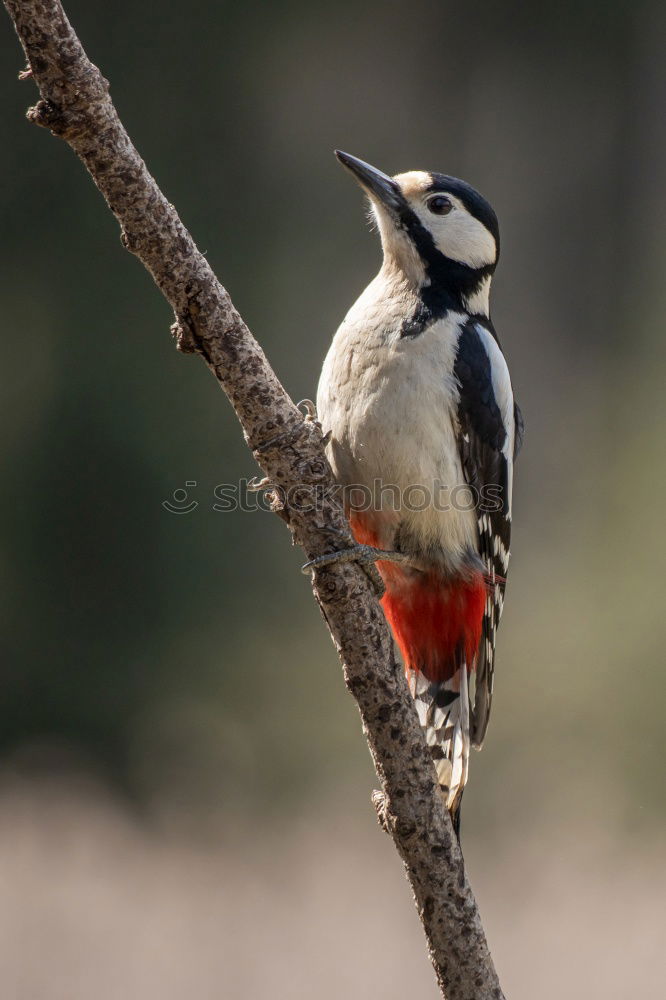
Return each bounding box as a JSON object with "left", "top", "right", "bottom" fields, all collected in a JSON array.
[{"left": 2, "top": 3, "right": 505, "bottom": 997}]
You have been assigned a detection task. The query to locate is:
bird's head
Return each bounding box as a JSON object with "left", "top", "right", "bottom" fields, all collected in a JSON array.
[{"left": 335, "top": 150, "right": 499, "bottom": 317}]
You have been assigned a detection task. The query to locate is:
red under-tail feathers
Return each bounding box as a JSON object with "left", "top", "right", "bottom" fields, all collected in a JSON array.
[{"left": 350, "top": 513, "right": 486, "bottom": 682}]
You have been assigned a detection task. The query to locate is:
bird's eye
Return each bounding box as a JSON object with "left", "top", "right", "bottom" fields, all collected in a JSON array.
[{"left": 427, "top": 195, "right": 453, "bottom": 216}]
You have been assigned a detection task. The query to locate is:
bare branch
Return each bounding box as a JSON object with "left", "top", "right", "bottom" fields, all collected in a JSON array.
[{"left": 2, "top": 3, "right": 505, "bottom": 996}]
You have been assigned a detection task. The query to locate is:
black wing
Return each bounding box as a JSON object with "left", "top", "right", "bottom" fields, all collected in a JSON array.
[{"left": 453, "top": 318, "right": 518, "bottom": 748}]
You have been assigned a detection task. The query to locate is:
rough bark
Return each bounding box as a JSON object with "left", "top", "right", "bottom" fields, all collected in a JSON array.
[{"left": 2, "top": 3, "right": 505, "bottom": 997}]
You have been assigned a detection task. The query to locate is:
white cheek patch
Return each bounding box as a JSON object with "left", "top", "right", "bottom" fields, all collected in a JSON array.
[{"left": 415, "top": 196, "right": 496, "bottom": 268}]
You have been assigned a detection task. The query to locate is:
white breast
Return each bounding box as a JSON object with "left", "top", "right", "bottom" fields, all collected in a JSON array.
[{"left": 317, "top": 275, "right": 478, "bottom": 567}]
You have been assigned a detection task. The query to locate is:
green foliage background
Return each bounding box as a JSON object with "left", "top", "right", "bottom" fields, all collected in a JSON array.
[{"left": 1, "top": 0, "right": 664, "bottom": 840}]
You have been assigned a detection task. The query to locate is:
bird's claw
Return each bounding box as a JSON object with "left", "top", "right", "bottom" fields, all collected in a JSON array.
[
  {"left": 247, "top": 476, "right": 273, "bottom": 492},
  {"left": 302, "top": 543, "right": 410, "bottom": 597},
  {"left": 301, "top": 544, "right": 386, "bottom": 596},
  {"left": 298, "top": 399, "right": 331, "bottom": 445},
  {"left": 297, "top": 399, "right": 318, "bottom": 422}
]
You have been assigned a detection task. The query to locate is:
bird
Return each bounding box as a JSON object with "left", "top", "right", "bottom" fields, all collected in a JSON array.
[{"left": 313, "top": 151, "right": 523, "bottom": 835}]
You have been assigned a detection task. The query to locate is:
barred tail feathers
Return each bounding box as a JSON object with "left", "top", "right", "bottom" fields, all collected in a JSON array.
[{"left": 408, "top": 664, "right": 470, "bottom": 814}]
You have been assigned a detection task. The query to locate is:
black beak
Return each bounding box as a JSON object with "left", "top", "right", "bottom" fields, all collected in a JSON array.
[{"left": 334, "top": 150, "right": 404, "bottom": 213}]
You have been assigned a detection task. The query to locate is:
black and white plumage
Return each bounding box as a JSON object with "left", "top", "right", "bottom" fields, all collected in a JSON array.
[
  {"left": 317, "top": 152, "right": 522, "bottom": 831},
  {"left": 453, "top": 317, "right": 523, "bottom": 746}
]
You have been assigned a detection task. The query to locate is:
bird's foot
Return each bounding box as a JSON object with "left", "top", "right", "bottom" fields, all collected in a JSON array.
[
  {"left": 297, "top": 400, "right": 331, "bottom": 445},
  {"left": 246, "top": 476, "right": 287, "bottom": 513},
  {"left": 297, "top": 398, "right": 317, "bottom": 421},
  {"left": 301, "top": 543, "right": 410, "bottom": 596},
  {"left": 247, "top": 476, "right": 272, "bottom": 492},
  {"left": 302, "top": 543, "right": 410, "bottom": 572}
]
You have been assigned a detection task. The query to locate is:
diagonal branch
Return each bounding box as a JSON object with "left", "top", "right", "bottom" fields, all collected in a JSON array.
[{"left": 2, "top": 3, "right": 505, "bottom": 997}]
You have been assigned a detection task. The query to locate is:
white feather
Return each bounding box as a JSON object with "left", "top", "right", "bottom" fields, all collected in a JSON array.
[{"left": 317, "top": 274, "right": 477, "bottom": 570}]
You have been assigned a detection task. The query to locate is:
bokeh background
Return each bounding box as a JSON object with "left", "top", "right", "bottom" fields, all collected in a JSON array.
[{"left": 1, "top": 1, "right": 665, "bottom": 996}]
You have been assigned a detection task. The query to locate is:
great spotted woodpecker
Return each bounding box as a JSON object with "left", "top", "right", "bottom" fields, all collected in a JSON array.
[{"left": 314, "top": 151, "right": 523, "bottom": 833}]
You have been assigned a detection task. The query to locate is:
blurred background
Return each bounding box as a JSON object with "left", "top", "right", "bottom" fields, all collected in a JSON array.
[{"left": 1, "top": 0, "right": 664, "bottom": 996}]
